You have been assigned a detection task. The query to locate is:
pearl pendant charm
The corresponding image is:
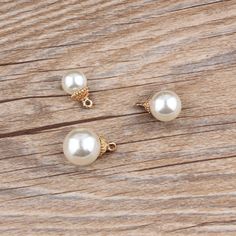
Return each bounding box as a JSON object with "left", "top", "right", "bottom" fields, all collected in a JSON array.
[
  {"left": 137, "top": 90, "right": 182, "bottom": 122},
  {"left": 62, "top": 71, "right": 93, "bottom": 108},
  {"left": 63, "top": 128, "right": 117, "bottom": 166}
]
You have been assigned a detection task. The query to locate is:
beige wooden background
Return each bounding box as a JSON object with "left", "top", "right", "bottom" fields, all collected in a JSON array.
[{"left": 0, "top": 0, "right": 236, "bottom": 235}]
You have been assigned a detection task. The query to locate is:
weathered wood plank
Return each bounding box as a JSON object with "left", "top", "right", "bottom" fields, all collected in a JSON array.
[{"left": 0, "top": 0, "right": 236, "bottom": 235}]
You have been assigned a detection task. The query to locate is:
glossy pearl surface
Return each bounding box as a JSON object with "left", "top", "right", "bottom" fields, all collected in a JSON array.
[
  {"left": 62, "top": 71, "right": 87, "bottom": 95},
  {"left": 63, "top": 128, "right": 101, "bottom": 166},
  {"left": 150, "top": 91, "right": 181, "bottom": 122}
]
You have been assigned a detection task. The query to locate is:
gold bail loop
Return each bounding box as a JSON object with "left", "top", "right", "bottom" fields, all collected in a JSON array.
[
  {"left": 82, "top": 97, "right": 93, "bottom": 108},
  {"left": 108, "top": 142, "right": 117, "bottom": 152},
  {"left": 136, "top": 100, "right": 151, "bottom": 113},
  {"left": 99, "top": 137, "right": 117, "bottom": 157},
  {"left": 71, "top": 87, "right": 93, "bottom": 109}
]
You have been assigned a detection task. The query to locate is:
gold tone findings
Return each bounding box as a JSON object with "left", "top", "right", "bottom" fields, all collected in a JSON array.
[
  {"left": 99, "top": 136, "right": 117, "bottom": 157},
  {"left": 136, "top": 100, "right": 151, "bottom": 113},
  {"left": 71, "top": 87, "right": 93, "bottom": 108}
]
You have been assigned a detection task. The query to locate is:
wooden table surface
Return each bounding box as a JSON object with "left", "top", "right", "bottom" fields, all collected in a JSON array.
[{"left": 0, "top": 0, "right": 236, "bottom": 235}]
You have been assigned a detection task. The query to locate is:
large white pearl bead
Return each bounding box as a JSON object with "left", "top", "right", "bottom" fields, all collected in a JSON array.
[
  {"left": 63, "top": 128, "right": 101, "bottom": 166},
  {"left": 150, "top": 91, "right": 182, "bottom": 122},
  {"left": 62, "top": 71, "right": 87, "bottom": 95}
]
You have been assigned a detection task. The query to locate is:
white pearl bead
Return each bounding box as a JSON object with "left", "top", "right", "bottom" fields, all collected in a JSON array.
[
  {"left": 150, "top": 90, "right": 181, "bottom": 122},
  {"left": 62, "top": 71, "right": 87, "bottom": 95},
  {"left": 63, "top": 128, "right": 101, "bottom": 166}
]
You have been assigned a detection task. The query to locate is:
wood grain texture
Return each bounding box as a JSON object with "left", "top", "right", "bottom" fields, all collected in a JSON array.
[{"left": 0, "top": 0, "right": 236, "bottom": 235}]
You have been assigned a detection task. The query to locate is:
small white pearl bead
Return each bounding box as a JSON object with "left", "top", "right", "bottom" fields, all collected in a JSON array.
[
  {"left": 63, "top": 128, "right": 101, "bottom": 166},
  {"left": 62, "top": 71, "right": 87, "bottom": 95},
  {"left": 150, "top": 91, "right": 182, "bottom": 122}
]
